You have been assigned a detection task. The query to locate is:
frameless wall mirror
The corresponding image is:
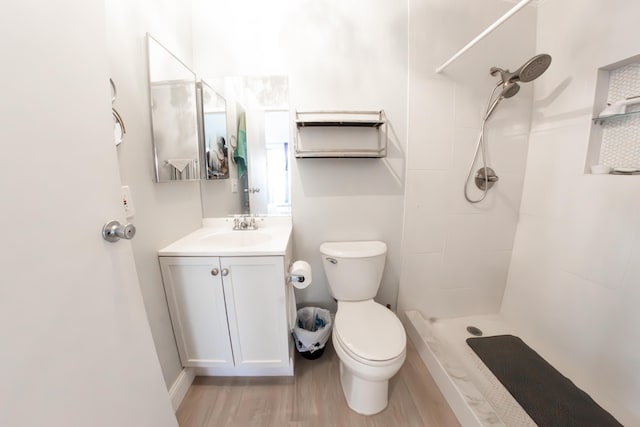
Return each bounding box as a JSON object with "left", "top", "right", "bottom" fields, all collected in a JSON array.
[
  {"left": 200, "top": 76, "right": 291, "bottom": 216},
  {"left": 197, "top": 81, "right": 229, "bottom": 180},
  {"left": 233, "top": 76, "right": 291, "bottom": 215},
  {"left": 146, "top": 34, "right": 199, "bottom": 182}
]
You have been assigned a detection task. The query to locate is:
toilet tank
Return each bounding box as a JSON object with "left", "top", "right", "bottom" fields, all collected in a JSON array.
[{"left": 320, "top": 241, "right": 387, "bottom": 301}]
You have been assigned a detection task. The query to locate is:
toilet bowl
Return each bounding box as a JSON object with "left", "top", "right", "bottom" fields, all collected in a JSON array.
[
  {"left": 333, "top": 299, "right": 406, "bottom": 415},
  {"left": 320, "top": 241, "right": 407, "bottom": 415}
]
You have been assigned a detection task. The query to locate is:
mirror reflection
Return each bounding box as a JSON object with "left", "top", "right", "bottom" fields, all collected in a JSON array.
[
  {"left": 147, "top": 34, "right": 199, "bottom": 182},
  {"left": 146, "top": 37, "right": 290, "bottom": 215},
  {"left": 201, "top": 76, "right": 291, "bottom": 216},
  {"left": 197, "top": 81, "right": 229, "bottom": 179}
]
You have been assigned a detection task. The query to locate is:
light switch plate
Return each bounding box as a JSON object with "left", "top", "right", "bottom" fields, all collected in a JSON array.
[
  {"left": 121, "top": 185, "right": 135, "bottom": 218},
  {"left": 231, "top": 178, "right": 238, "bottom": 193}
]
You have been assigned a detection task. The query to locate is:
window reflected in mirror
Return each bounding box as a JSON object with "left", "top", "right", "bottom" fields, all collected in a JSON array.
[{"left": 264, "top": 111, "right": 290, "bottom": 214}]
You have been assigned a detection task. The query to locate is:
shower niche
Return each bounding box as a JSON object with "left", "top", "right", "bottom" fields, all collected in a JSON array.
[{"left": 587, "top": 55, "right": 640, "bottom": 175}]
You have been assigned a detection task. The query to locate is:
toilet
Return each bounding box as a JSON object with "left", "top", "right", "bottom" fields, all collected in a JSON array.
[{"left": 320, "top": 241, "right": 406, "bottom": 415}]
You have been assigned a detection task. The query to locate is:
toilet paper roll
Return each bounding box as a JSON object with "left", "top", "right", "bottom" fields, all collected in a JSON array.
[{"left": 290, "top": 260, "right": 312, "bottom": 289}]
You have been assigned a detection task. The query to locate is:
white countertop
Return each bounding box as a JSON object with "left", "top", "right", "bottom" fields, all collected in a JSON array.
[{"left": 158, "top": 216, "right": 292, "bottom": 257}]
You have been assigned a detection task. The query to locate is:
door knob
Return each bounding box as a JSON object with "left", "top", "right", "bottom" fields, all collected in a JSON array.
[
  {"left": 211, "top": 268, "right": 220, "bottom": 276},
  {"left": 221, "top": 268, "right": 229, "bottom": 276},
  {"left": 244, "top": 187, "right": 260, "bottom": 194},
  {"left": 102, "top": 220, "right": 136, "bottom": 242}
]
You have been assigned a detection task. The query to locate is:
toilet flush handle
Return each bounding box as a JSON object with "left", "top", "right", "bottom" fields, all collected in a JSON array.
[{"left": 326, "top": 257, "right": 338, "bottom": 265}]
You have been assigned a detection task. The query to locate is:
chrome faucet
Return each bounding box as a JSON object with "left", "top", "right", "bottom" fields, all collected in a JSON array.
[{"left": 232, "top": 214, "right": 260, "bottom": 230}]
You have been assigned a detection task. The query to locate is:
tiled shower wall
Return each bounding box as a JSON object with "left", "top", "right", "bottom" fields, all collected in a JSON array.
[{"left": 397, "top": 0, "right": 536, "bottom": 318}]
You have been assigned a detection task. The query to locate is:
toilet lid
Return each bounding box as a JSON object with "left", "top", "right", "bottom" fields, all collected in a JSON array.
[{"left": 334, "top": 300, "right": 406, "bottom": 362}]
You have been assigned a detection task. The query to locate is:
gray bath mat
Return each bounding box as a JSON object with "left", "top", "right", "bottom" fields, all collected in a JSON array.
[{"left": 467, "top": 334, "right": 622, "bottom": 427}]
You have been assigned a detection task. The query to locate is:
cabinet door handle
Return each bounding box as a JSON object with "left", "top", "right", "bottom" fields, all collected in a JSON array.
[
  {"left": 221, "top": 268, "right": 229, "bottom": 276},
  {"left": 211, "top": 268, "right": 220, "bottom": 276}
]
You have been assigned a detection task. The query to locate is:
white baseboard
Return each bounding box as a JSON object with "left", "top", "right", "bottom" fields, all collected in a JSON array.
[
  {"left": 192, "top": 359, "right": 294, "bottom": 377},
  {"left": 168, "top": 368, "right": 195, "bottom": 412}
]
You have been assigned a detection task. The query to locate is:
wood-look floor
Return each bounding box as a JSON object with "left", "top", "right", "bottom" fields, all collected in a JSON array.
[{"left": 176, "top": 338, "right": 460, "bottom": 427}]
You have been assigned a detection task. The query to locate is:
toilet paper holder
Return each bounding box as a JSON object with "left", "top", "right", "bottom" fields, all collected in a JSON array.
[
  {"left": 288, "top": 274, "right": 306, "bottom": 284},
  {"left": 287, "top": 260, "right": 311, "bottom": 287}
]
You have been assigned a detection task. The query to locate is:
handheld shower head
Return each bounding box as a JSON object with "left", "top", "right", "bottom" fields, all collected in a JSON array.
[
  {"left": 501, "top": 81, "right": 520, "bottom": 98},
  {"left": 484, "top": 81, "right": 519, "bottom": 121}
]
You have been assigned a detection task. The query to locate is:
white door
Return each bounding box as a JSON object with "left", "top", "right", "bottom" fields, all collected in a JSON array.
[
  {"left": 0, "top": 2, "right": 177, "bottom": 426},
  {"left": 222, "top": 257, "right": 289, "bottom": 369},
  {"left": 159, "top": 257, "right": 234, "bottom": 368}
]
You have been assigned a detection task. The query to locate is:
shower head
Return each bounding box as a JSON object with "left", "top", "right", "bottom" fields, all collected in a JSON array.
[
  {"left": 516, "top": 54, "right": 552, "bottom": 82},
  {"left": 490, "top": 54, "right": 552, "bottom": 85},
  {"left": 501, "top": 81, "right": 520, "bottom": 98}
]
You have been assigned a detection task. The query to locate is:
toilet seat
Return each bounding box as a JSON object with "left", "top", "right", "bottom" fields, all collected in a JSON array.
[
  {"left": 334, "top": 331, "right": 405, "bottom": 368},
  {"left": 334, "top": 300, "right": 406, "bottom": 365}
]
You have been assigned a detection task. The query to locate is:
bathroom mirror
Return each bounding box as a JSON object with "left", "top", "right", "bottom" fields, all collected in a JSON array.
[
  {"left": 147, "top": 34, "right": 200, "bottom": 182},
  {"left": 145, "top": 37, "right": 290, "bottom": 214},
  {"left": 200, "top": 76, "right": 291, "bottom": 216},
  {"left": 197, "top": 81, "right": 229, "bottom": 179}
]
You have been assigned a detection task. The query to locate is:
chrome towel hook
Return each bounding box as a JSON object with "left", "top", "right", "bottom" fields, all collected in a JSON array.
[
  {"left": 110, "top": 78, "right": 126, "bottom": 146},
  {"left": 110, "top": 78, "right": 117, "bottom": 103}
]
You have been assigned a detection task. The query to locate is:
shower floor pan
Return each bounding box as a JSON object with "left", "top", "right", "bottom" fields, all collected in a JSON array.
[{"left": 402, "top": 311, "right": 627, "bottom": 427}]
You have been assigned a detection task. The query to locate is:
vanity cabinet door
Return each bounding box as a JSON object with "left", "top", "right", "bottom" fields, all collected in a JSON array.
[
  {"left": 159, "top": 256, "right": 234, "bottom": 368},
  {"left": 221, "top": 256, "right": 289, "bottom": 370}
]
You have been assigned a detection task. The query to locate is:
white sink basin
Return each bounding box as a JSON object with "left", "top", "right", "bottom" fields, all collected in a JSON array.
[
  {"left": 158, "top": 216, "right": 292, "bottom": 256},
  {"left": 198, "top": 231, "right": 272, "bottom": 247}
]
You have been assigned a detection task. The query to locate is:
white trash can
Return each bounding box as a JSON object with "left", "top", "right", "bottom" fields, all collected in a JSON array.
[{"left": 292, "top": 307, "right": 332, "bottom": 360}]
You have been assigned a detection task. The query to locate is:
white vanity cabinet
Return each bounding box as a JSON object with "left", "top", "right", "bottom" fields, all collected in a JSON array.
[{"left": 159, "top": 255, "right": 292, "bottom": 376}]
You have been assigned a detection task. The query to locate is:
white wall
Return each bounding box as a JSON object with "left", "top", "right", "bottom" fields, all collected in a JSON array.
[
  {"left": 192, "top": 0, "right": 408, "bottom": 311},
  {"left": 105, "top": 0, "right": 202, "bottom": 389},
  {"left": 501, "top": 0, "right": 640, "bottom": 424},
  {"left": 397, "top": 0, "right": 536, "bottom": 318}
]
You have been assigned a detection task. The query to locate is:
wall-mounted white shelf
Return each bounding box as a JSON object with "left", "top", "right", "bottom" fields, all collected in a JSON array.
[{"left": 294, "top": 110, "right": 387, "bottom": 158}]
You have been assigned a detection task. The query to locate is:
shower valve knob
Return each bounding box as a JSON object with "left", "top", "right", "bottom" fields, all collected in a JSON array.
[{"left": 474, "top": 167, "right": 499, "bottom": 192}]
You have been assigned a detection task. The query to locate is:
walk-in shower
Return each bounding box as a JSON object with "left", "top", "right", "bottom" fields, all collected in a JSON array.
[{"left": 464, "top": 54, "right": 552, "bottom": 203}]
